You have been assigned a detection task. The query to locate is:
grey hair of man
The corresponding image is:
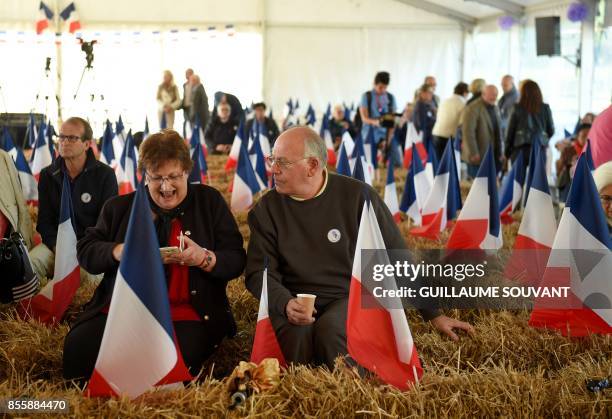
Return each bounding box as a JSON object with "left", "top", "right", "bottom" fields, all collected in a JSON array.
[{"left": 302, "top": 128, "right": 328, "bottom": 167}]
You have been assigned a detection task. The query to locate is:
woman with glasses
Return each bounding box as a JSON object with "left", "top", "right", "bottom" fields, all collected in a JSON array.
[
  {"left": 63, "top": 129, "right": 246, "bottom": 382},
  {"left": 594, "top": 161, "right": 612, "bottom": 237}
]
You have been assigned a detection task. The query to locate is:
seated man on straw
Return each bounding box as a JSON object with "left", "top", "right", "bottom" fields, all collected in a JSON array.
[{"left": 245, "top": 126, "right": 473, "bottom": 369}]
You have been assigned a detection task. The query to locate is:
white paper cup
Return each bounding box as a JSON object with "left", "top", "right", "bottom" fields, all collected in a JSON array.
[{"left": 297, "top": 293, "right": 317, "bottom": 317}]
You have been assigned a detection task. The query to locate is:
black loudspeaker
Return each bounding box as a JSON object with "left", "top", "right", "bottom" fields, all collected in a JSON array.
[
  {"left": 0, "top": 113, "right": 45, "bottom": 149},
  {"left": 535, "top": 16, "right": 561, "bottom": 56}
]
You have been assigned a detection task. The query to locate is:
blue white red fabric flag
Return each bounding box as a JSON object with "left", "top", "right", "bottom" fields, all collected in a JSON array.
[
  {"left": 347, "top": 199, "right": 423, "bottom": 390},
  {"left": 523, "top": 141, "right": 542, "bottom": 207},
  {"left": 117, "top": 130, "right": 138, "bottom": 195},
  {"left": 20, "top": 175, "right": 79, "bottom": 324},
  {"left": 59, "top": 2, "right": 82, "bottom": 34},
  {"left": 399, "top": 143, "right": 431, "bottom": 226},
  {"left": 250, "top": 267, "right": 287, "bottom": 367},
  {"left": 350, "top": 133, "right": 372, "bottom": 185},
  {"left": 100, "top": 119, "right": 116, "bottom": 167},
  {"left": 2, "top": 128, "right": 38, "bottom": 204},
  {"left": 336, "top": 143, "right": 351, "bottom": 177},
  {"left": 340, "top": 129, "right": 355, "bottom": 157},
  {"left": 36, "top": 1, "right": 54, "bottom": 34},
  {"left": 529, "top": 155, "right": 612, "bottom": 336},
  {"left": 384, "top": 160, "right": 401, "bottom": 223},
  {"left": 504, "top": 144, "right": 556, "bottom": 283},
  {"left": 113, "top": 116, "right": 126, "bottom": 160},
  {"left": 410, "top": 139, "right": 462, "bottom": 240},
  {"left": 583, "top": 139, "right": 595, "bottom": 171},
  {"left": 403, "top": 122, "right": 427, "bottom": 170},
  {"left": 86, "top": 182, "right": 192, "bottom": 398},
  {"left": 231, "top": 141, "right": 261, "bottom": 211},
  {"left": 352, "top": 151, "right": 367, "bottom": 183},
  {"left": 305, "top": 104, "right": 316, "bottom": 126},
  {"left": 499, "top": 152, "right": 525, "bottom": 224},
  {"left": 251, "top": 120, "right": 271, "bottom": 158},
  {"left": 319, "top": 111, "right": 337, "bottom": 166},
  {"left": 563, "top": 128, "right": 572, "bottom": 139},
  {"left": 514, "top": 148, "right": 555, "bottom": 250},
  {"left": 447, "top": 146, "right": 502, "bottom": 249},
  {"left": 189, "top": 119, "right": 206, "bottom": 156},
  {"left": 248, "top": 131, "right": 269, "bottom": 190},
  {"left": 144, "top": 117, "right": 150, "bottom": 139},
  {"left": 365, "top": 125, "right": 377, "bottom": 169},
  {"left": 30, "top": 120, "right": 51, "bottom": 181},
  {"left": 188, "top": 142, "right": 208, "bottom": 184},
  {"left": 47, "top": 121, "right": 58, "bottom": 162},
  {"left": 424, "top": 140, "right": 438, "bottom": 186},
  {"left": 225, "top": 119, "right": 246, "bottom": 172}
]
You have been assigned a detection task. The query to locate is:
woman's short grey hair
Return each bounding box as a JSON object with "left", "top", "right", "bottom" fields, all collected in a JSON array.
[{"left": 303, "top": 129, "right": 328, "bottom": 166}]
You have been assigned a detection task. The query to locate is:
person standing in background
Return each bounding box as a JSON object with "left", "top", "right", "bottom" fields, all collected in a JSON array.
[
  {"left": 414, "top": 76, "right": 440, "bottom": 109},
  {"left": 432, "top": 82, "right": 468, "bottom": 160},
  {"left": 412, "top": 84, "right": 437, "bottom": 151},
  {"left": 157, "top": 70, "right": 181, "bottom": 130},
  {"left": 181, "top": 68, "right": 194, "bottom": 126},
  {"left": 189, "top": 74, "right": 210, "bottom": 131},
  {"left": 498, "top": 75, "right": 519, "bottom": 136}
]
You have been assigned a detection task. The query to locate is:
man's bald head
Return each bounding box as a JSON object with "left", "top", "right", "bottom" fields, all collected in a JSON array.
[
  {"left": 482, "top": 85, "right": 498, "bottom": 105},
  {"left": 272, "top": 126, "right": 327, "bottom": 198},
  {"left": 189, "top": 74, "right": 200, "bottom": 86}
]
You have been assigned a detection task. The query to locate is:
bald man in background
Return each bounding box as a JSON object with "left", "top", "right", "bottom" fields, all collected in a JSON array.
[
  {"left": 245, "top": 126, "right": 474, "bottom": 369},
  {"left": 462, "top": 85, "right": 504, "bottom": 178}
]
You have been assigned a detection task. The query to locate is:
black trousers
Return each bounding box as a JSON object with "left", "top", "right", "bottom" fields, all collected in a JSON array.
[
  {"left": 63, "top": 313, "right": 225, "bottom": 382},
  {"left": 433, "top": 135, "right": 449, "bottom": 161},
  {"left": 270, "top": 297, "right": 348, "bottom": 370}
]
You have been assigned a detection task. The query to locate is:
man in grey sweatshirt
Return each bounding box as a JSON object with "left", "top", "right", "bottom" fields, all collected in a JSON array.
[{"left": 245, "top": 126, "right": 474, "bottom": 369}]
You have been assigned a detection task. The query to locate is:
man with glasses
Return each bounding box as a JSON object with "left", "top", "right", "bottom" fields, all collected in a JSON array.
[
  {"left": 245, "top": 126, "right": 473, "bottom": 370},
  {"left": 37, "top": 117, "right": 118, "bottom": 278}
]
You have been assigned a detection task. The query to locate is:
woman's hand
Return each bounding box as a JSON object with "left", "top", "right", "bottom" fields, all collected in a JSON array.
[{"left": 164, "top": 236, "right": 217, "bottom": 272}]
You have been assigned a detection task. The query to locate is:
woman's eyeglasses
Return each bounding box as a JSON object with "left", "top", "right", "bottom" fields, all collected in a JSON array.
[{"left": 146, "top": 173, "right": 186, "bottom": 185}]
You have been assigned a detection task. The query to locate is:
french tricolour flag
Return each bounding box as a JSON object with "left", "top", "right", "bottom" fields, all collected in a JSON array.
[
  {"left": 336, "top": 143, "right": 351, "bottom": 177},
  {"left": 529, "top": 155, "right": 612, "bottom": 336},
  {"left": 250, "top": 266, "right": 287, "bottom": 367},
  {"left": 319, "top": 112, "right": 337, "bottom": 166},
  {"left": 399, "top": 143, "right": 431, "bottom": 226},
  {"left": 188, "top": 142, "right": 208, "bottom": 184},
  {"left": 59, "top": 2, "right": 82, "bottom": 34},
  {"left": 347, "top": 199, "right": 423, "bottom": 389},
  {"left": 447, "top": 145, "right": 502, "bottom": 249},
  {"left": 250, "top": 121, "right": 271, "bottom": 159},
  {"left": 113, "top": 116, "right": 126, "bottom": 160},
  {"left": 410, "top": 139, "right": 462, "bottom": 240},
  {"left": 384, "top": 158, "right": 401, "bottom": 223},
  {"left": 21, "top": 175, "right": 80, "bottom": 324},
  {"left": 231, "top": 141, "right": 261, "bottom": 211},
  {"left": 86, "top": 182, "right": 192, "bottom": 398},
  {"left": 424, "top": 140, "right": 438, "bottom": 187},
  {"left": 499, "top": 152, "right": 525, "bottom": 224},
  {"left": 403, "top": 122, "right": 427, "bottom": 170},
  {"left": 100, "top": 120, "right": 116, "bottom": 168},
  {"left": 30, "top": 120, "right": 52, "bottom": 181},
  {"left": 340, "top": 130, "right": 355, "bottom": 157},
  {"left": 248, "top": 130, "right": 269, "bottom": 190},
  {"left": 189, "top": 119, "right": 207, "bottom": 156},
  {"left": 36, "top": 1, "right": 54, "bottom": 34},
  {"left": 504, "top": 144, "right": 555, "bottom": 283},
  {"left": 2, "top": 128, "right": 38, "bottom": 204},
  {"left": 117, "top": 130, "right": 138, "bottom": 195},
  {"left": 454, "top": 137, "right": 461, "bottom": 180},
  {"left": 225, "top": 119, "right": 246, "bottom": 172},
  {"left": 350, "top": 133, "right": 373, "bottom": 186},
  {"left": 523, "top": 141, "right": 542, "bottom": 208}
]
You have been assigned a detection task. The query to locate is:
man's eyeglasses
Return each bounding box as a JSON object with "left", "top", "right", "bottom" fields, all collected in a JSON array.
[
  {"left": 57, "top": 134, "right": 83, "bottom": 143},
  {"left": 146, "top": 173, "right": 186, "bottom": 185},
  {"left": 265, "top": 156, "right": 308, "bottom": 169}
]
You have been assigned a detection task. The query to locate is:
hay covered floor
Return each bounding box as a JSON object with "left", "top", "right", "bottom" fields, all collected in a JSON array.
[{"left": 1, "top": 155, "right": 610, "bottom": 418}]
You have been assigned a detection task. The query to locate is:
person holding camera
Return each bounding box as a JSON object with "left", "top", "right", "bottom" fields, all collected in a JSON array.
[{"left": 358, "top": 71, "right": 396, "bottom": 160}]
